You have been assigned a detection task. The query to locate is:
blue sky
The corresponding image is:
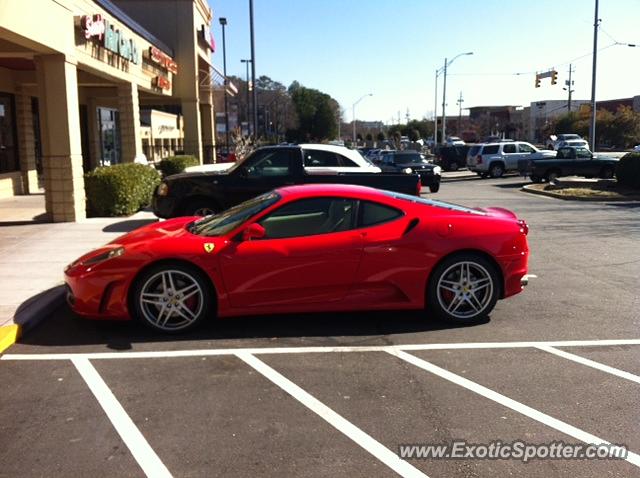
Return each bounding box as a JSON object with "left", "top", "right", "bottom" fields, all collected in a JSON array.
[{"left": 208, "top": 0, "right": 640, "bottom": 123}]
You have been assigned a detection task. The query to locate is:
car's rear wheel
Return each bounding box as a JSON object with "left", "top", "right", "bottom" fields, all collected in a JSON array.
[
  {"left": 448, "top": 162, "right": 459, "bottom": 172},
  {"left": 132, "top": 263, "right": 213, "bottom": 333},
  {"left": 599, "top": 166, "right": 614, "bottom": 179},
  {"left": 489, "top": 163, "right": 505, "bottom": 178},
  {"left": 184, "top": 199, "right": 218, "bottom": 217},
  {"left": 427, "top": 254, "right": 500, "bottom": 324},
  {"left": 530, "top": 175, "right": 543, "bottom": 183}
]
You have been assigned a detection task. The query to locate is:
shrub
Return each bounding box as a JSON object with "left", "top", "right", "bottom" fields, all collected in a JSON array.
[
  {"left": 616, "top": 152, "right": 640, "bottom": 189},
  {"left": 158, "top": 155, "right": 199, "bottom": 176},
  {"left": 85, "top": 163, "right": 161, "bottom": 216}
]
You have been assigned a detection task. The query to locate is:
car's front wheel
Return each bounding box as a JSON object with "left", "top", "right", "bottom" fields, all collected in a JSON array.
[
  {"left": 132, "top": 263, "right": 213, "bottom": 333},
  {"left": 429, "top": 183, "right": 440, "bottom": 193},
  {"left": 530, "top": 175, "right": 543, "bottom": 183},
  {"left": 427, "top": 254, "right": 500, "bottom": 324},
  {"left": 184, "top": 199, "right": 218, "bottom": 217}
]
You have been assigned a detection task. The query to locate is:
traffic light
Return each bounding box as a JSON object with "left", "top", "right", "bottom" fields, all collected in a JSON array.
[
  {"left": 535, "top": 74, "right": 541, "bottom": 88},
  {"left": 551, "top": 70, "right": 558, "bottom": 85}
]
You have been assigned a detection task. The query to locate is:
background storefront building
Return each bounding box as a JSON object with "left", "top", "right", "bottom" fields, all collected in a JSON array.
[{"left": 0, "top": 0, "right": 217, "bottom": 221}]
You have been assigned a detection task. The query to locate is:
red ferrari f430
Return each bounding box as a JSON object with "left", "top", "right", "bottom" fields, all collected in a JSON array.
[{"left": 65, "top": 184, "right": 530, "bottom": 333}]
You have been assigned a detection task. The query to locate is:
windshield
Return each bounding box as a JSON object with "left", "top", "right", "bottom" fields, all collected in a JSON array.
[
  {"left": 189, "top": 192, "right": 281, "bottom": 236},
  {"left": 385, "top": 191, "right": 487, "bottom": 215},
  {"left": 395, "top": 154, "right": 428, "bottom": 164}
]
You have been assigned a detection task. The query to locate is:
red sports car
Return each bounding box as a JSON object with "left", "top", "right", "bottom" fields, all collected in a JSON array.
[{"left": 65, "top": 184, "right": 530, "bottom": 333}]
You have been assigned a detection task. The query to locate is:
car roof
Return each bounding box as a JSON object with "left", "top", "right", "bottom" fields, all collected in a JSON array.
[{"left": 275, "top": 183, "right": 395, "bottom": 201}]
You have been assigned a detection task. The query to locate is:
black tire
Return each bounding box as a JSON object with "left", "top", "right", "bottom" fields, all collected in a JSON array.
[
  {"left": 183, "top": 198, "right": 219, "bottom": 217},
  {"left": 132, "top": 262, "right": 213, "bottom": 333},
  {"left": 545, "top": 170, "right": 560, "bottom": 182},
  {"left": 530, "top": 175, "right": 543, "bottom": 183},
  {"left": 429, "top": 183, "right": 440, "bottom": 193},
  {"left": 599, "top": 166, "right": 614, "bottom": 179},
  {"left": 448, "top": 162, "right": 459, "bottom": 172},
  {"left": 489, "top": 162, "right": 505, "bottom": 178},
  {"left": 426, "top": 253, "right": 500, "bottom": 324}
]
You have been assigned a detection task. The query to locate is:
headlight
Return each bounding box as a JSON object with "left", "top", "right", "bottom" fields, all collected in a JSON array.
[
  {"left": 402, "top": 167, "right": 414, "bottom": 174},
  {"left": 433, "top": 166, "right": 442, "bottom": 175},
  {"left": 82, "top": 247, "right": 125, "bottom": 266},
  {"left": 156, "top": 182, "right": 169, "bottom": 196}
]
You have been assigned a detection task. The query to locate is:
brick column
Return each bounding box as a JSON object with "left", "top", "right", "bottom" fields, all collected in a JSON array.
[
  {"left": 117, "top": 83, "right": 143, "bottom": 162},
  {"left": 15, "top": 86, "right": 39, "bottom": 194},
  {"left": 35, "top": 54, "right": 85, "bottom": 222},
  {"left": 181, "top": 99, "right": 203, "bottom": 163}
]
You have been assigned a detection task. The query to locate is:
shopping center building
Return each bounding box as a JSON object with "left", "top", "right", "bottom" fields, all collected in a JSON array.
[{"left": 0, "top": 0, "right": 219, "bottom": 221}]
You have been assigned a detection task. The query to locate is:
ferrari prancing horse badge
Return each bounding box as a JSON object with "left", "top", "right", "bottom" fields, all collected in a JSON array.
[{"left": 204, "top": 243, "right": 215, "bottom": 253}]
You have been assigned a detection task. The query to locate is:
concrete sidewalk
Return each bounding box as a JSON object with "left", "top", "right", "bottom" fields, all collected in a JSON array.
[{"left": 0, "top": 193, "right": 158, "bottom": 329}]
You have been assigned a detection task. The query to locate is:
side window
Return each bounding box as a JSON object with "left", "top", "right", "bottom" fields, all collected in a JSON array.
[
  {"left": 359, "top": 201, "right": 403, "bottom": 228},
  {"left": 336, "top": 154, "right": 358, "bottom": 167},
  {"left": 503, "top": 144, "right": 517, "bottom": 154},
  {"left": 303, "top": 149, "right": 340, "bottom": 167},
  {"left": 518, "top": 143, "right": 535, "bottom": 153},
  {"left": 259, "top": 197, "right": 357, "bottom": 239},
  {"left": 577, "top": 148, "right": 591, "bottom": 158},
  {"left": 244, "top": 149, "right": 292, "bottom": 177},
  {"left": 482, "top": 145, "right": 499, "bottom": 154}
]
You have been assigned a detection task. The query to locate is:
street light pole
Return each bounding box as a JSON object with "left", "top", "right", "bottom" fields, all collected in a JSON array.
[
  {"left": 219, "top": 17, "right": 229, "bottom": 154},
  {"left": 249, "top": 0, "right": 258, "bottom": 138},
  {"left": 352, "top": 93, "right": 373, "bottom": 145},
  {"left": 589, "top": 0, "right": 599, "bottom": 150},
  {"left": 441, "top": 51, "right": 473, "bottom": 144},
  {"left": 433, "top": 69, "right": 439, "bottom": 146},
  {"left": 241, "top": 59, "right": 251, "bottom": 136}
]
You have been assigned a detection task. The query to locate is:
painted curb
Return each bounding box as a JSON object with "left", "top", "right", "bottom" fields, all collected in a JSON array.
[
  {"left": 521, "top": 184, "right": 640, "bottom": 202},
  {"left": 0, "top": 325, "right": 20, "bottom": 354}
]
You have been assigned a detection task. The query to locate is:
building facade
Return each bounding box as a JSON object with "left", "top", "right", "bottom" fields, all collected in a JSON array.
[{"left": 0, "top": 0, "right": 217, "bottom": 221}]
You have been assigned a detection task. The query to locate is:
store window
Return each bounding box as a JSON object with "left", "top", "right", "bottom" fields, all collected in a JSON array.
[
  {"left": 0, "top": 93, "right": 18, "bottom": 174},
  {"left": 98, "top": 107, "right": 122, "bottom": 166}
]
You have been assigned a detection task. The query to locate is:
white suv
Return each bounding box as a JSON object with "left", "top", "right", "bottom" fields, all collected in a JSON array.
[{"left": 467, "top": 141, "right": 555, "bottom": 178}]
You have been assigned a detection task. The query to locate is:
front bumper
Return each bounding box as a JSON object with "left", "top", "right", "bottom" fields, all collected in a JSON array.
[{"left": 64, "top": 267, "right": 131, "bottom": 320}]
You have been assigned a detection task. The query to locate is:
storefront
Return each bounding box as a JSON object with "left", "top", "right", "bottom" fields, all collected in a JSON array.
[{"left": 0, "top": 0, "right": 217, "bottom": 221}]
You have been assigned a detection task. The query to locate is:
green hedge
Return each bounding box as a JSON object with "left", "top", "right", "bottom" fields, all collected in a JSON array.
[
  {"left": 85, "top": 163, "right": 161, "bottom": 216},
  {"left": 158, "top": 155, "right": 199, "bottom": 176},
  {"left": 616, "top": 152, "right": 640, "bottom": 189}
]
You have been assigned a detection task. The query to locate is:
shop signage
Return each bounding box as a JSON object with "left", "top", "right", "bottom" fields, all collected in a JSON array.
[
  {"left": 200, "top": 25, "right": 215, "bottom": 51},
  {"left": 149, "top": 47, "right": 178, "bottom": 75},
  {"left": 153, "top": 76, "right": 171, "bottom": 90},
  {"left": 81, "top": 14, "right": 105, "bottom": 40},
  {"left": 79, "top": 14, "right": 139, "bottom": 64}
]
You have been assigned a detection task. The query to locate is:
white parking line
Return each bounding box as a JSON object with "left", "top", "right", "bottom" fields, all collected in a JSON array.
[
  {"left": 536, "top": 345, "right": 640, "bottom": 385},
  {"left": 71, "top": 358, "right": 173, "bottom": 478},
  {"left": 3, "top": 338, "right": 640, "bottom": 361},
  {"left": 236, "top": 352, "right": 428, "bottom": 478},
  {"left": 389, "top": 349, "right": 640, "bottom": 468}
]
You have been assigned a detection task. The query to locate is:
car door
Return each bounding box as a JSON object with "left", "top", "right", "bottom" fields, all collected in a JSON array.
[
  {"left": 218, "top": 197, "right": 364, "bottom": 308},
  {"left": 574, "top": 147, "right": 597, "bottom": 176},
  {"left": 226, "top": 148, "right": 297, "bottom": 205},
  {"left": 502, "top": 143, "right": 519, "bottom": 170}
]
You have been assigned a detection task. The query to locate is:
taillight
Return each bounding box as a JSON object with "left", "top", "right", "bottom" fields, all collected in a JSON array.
[
  {"left": 518, "top": 219, "right": 529, "bottom": 235},
  {"left": 476, "top": 155, "right": 483, "bottom": 164},
  {"left": 416, "top": 177, "right": 422, "bottom": 196}
]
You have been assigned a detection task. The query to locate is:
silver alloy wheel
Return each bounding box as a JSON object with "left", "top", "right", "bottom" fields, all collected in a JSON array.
[
  {"left": 436, "top": 261, "right": 494, "bottom": 320},
  {"left": 490, "top": 164, "right": 503, "bottom": 177},
  {"left": 139, "top": 269, "right": 204, "bottom": 331}
]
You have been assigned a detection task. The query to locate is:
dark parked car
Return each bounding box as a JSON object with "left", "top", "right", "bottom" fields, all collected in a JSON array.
[
  {"left": 377, "top": 151, "right": 442, "bottom": 192},
  {"left": 518, "top": 146, "right": 618, "bottom": 182},
  {"left": 434, "top": 145, "right": 470, "bottom": 171},
  {"left": 153, "top": 145, "right": 423, "bottom": 218}
]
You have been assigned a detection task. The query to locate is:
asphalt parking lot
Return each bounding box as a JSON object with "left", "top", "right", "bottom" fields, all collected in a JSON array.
[{"left": 2, "top": 176, "right": 639, "bottom": 477}]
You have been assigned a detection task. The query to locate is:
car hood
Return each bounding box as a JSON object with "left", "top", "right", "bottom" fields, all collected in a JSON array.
[{"left": 108, "top": 217, "right": 197, "bottom": 246}]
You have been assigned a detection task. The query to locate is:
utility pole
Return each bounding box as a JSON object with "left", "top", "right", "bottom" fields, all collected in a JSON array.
[
  {"left": 249, "top": 0, "right": 258, "bottom": 138},
  {"left": 219, "top": 17, "right": 229, "bottom": 154},
  {"left": 589, "top": 0, "right": 599, "bottom": 150},
  {"left": 456, "top": 91, "right": 464, "bottom": 134},
  {"left": 441, "top": 57, "right": 448, "bottom": 143},
  {"left": 241, "top": 59, "right": 251, "bottom": 136},
  {"left": 433, "top": 69, "right": 439, "bottom": 146},
  {"left": 565, "top": 64, "right": 575, "bottom": 112}
]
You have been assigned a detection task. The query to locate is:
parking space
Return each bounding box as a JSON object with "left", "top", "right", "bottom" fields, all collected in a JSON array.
[
  {"left": 2, "top": 340, "right": 640, "bottom": 477},
  {"left": 2, "top": 177, "right": 639, "bottom": 477}
]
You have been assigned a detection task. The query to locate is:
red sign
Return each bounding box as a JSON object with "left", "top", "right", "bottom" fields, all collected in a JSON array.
[
  {"left": 153, "top": 76, "right": 171, "bottom": 90},
  {"left": 81, "top": 14, "right": 105, "bottom": 40},
  {"left": 149, "top": 47, "right": 178, "bottom": 75}
]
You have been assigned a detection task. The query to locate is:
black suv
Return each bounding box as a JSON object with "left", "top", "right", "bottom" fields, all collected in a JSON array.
[
  {"left": 434, "top": 145, "right": 470, "bottom": 171},
  {"left": 378, "top": 151, "right": 441, "bottom": 192}
]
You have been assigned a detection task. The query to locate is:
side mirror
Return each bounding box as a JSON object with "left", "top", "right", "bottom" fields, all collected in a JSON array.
[{"left": 242, "top": 223, "right": 266, "bottom": 241}]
